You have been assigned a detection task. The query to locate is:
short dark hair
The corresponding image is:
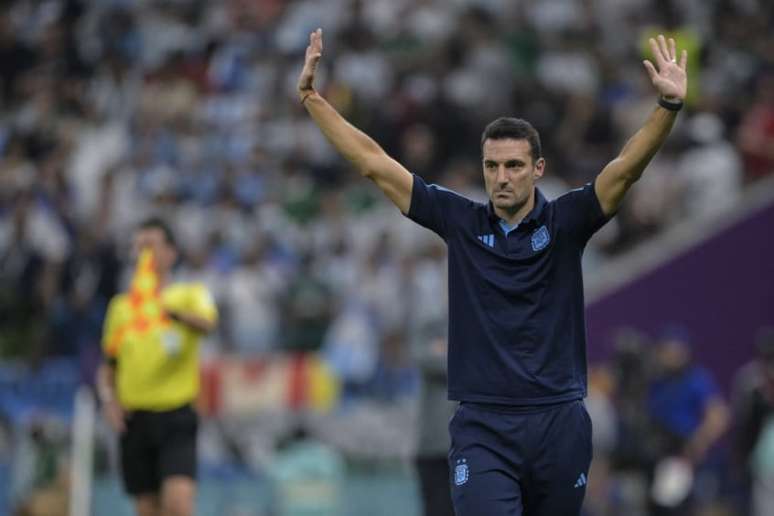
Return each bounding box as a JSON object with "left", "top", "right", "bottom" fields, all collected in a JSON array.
[
  {"left": 137, "top": 216, "right": 176, "bottom": 248},
  {"left": 480, "top": 117, "right": 542, "bottom": 163}
]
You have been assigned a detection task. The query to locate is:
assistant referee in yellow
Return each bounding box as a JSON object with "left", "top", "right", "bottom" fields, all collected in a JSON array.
[{"left": 97, "top": 217, "right": 218, "bottom": 516}]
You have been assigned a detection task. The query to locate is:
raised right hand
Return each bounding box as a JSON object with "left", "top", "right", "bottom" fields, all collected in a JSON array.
[{"left": 297, "top": 28, "right": 323, "bottom": 102}]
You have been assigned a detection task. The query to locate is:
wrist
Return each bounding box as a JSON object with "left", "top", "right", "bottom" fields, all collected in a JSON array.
[
  {"left": 98, "top": 387, "right": 114, "bottom": 403},
  {"left": 300, "top": 89, "right": 316, "bottom": 105},
  {"left": 658, "top": 95, "right": 683, "bottom": 111},
  {"left": 684, "top": 439, "right": 705, "bottom": 461}
]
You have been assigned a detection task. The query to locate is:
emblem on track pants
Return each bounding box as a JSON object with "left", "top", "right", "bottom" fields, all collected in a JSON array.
[{"left": 455, "top": 458, "right": 469, "bottom": 486}]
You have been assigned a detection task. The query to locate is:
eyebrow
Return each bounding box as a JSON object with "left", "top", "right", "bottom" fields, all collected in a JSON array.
[{"left": 484, "top": 159, "right": 526, "bottom": 166}]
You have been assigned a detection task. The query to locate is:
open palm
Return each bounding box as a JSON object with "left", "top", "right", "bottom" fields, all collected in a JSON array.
[
  {"left": 297, "top": 28, "right": 323, "bottom": 101},
  {"left": 643, "top": 34, "right": 688, "bottom": 101}
]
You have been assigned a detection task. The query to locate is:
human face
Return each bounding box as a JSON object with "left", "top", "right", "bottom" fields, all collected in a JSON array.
[
  {"left": 132, "top": 227, "right": 177, "bottom": 276},
  {"left": 482, "top": 138, "right": 544, "bottom": 219},
  {"left": 657, "top": 339, "right": 690, "bottom": 373}
]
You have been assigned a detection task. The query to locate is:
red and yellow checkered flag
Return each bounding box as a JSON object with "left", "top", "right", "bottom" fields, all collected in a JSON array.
[{"left": 105, "top": 248, "right": 170, "bottom": 356}]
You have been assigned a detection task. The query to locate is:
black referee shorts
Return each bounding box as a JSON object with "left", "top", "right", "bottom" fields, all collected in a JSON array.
[{"left": 120, "top": 404, "right": 198, "bottom": 496}]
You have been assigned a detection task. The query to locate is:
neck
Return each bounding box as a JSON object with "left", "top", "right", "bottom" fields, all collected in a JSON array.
[{"left": 494, "top": 189, "right": 535, "bottom": 226}]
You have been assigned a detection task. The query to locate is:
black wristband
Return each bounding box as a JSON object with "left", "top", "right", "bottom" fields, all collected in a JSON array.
[{"left": 658, "top": 96, "right": 683, "bottom": 111}]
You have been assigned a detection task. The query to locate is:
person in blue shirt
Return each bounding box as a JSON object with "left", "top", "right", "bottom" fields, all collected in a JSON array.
[
  {"left": 648, "top": 327, "right": 729, "bottom": 514},
  {"left": 297, "top": 28, "right": 688, "bottom": 516}
]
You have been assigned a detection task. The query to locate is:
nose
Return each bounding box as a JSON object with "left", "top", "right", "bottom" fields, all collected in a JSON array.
[{"left": 496, "top": 165, "right": 509, "bottom": 185}]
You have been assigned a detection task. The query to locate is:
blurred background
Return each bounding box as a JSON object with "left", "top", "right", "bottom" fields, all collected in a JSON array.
[{"left": 0, "top": 0, "right": 773, "bottom": 514}]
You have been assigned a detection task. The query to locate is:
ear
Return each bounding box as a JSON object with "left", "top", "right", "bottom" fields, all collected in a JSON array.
[{"left": 533, "top": 157, "right": 546, "bottom": 180}]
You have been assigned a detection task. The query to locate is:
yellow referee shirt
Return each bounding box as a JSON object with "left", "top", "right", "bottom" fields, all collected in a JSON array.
[{"left": 101, "top": 282, "right": 218, "bottom": 411}]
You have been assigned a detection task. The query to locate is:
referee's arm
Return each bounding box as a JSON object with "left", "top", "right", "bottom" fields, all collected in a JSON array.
[
  {"left": 97, "top": 360, "right": 126, "bottom": 432},
  {"left": 165, "top": 310, "right": 216, "bottom": 334},
  {"left": 595, "top": 35, "right": 687, "bottom": 217},
  {"left": 98, "top": 298, "right": 126, "bottom": 432},
  {"left": 297, "top": 29, "right": 413, "bottom": 214}
]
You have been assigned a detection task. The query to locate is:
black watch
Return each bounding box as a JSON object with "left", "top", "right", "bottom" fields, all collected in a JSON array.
[{"left": 658, "top": 96, "right": 683, "bottom": 111}]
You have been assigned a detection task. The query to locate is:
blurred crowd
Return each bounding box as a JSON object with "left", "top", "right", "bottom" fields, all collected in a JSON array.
[
  {"left": 1, "top": 1, "right": 773, "bottom": 514},
  {"left": 1, "top": 0, "right": 773, "bottom": 364}
]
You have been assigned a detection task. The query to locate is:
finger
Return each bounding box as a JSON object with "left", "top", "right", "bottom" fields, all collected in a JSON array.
[
  {"left": 643, "top": 60, "right": 658, "bottom": 82},
  {"left": 306, "top": 32, "right": 314, "bottom": 59},
  {"left": 649, "top": 38, "right": 665, "bottom": 66},
  {"left": 306, "top": 34, "right": 321, "bottom": 63},
  {"left": 679, "top": 49, "right": 687, "bottom": 71},
  {"left": 669, "top": 37, "right": 677, "bottom": 62},
  {"left": 658, "top": 34, "right": 670, "bottom": 62}
]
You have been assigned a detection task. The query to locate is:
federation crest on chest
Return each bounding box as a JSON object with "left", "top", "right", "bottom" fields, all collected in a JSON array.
[{"left": 530, "top": 225, "right": 551, "bottom": 252}]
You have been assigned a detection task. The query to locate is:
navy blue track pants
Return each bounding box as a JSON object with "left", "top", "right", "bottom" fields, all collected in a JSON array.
[{"left": 448, "top": 399, "right": 593, "bottom": 516}]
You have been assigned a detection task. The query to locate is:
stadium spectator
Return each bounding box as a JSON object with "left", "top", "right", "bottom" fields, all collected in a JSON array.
[
  {"left": 738, "top": 72, "right": 774, "bottom": 182},
  {"left": 677, "top": 112, "right": 742, "bottom": 218},
  {"left": 732, "top": 328, "right": 774, "bottom": 516},
  {"left": 646, "top": 327, "right": 730, "bottom": 515}
]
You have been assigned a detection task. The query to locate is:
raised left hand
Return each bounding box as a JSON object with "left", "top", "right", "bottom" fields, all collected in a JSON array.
[{"left": 643, "top": 34, "right": 687, "bottom": 101}]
